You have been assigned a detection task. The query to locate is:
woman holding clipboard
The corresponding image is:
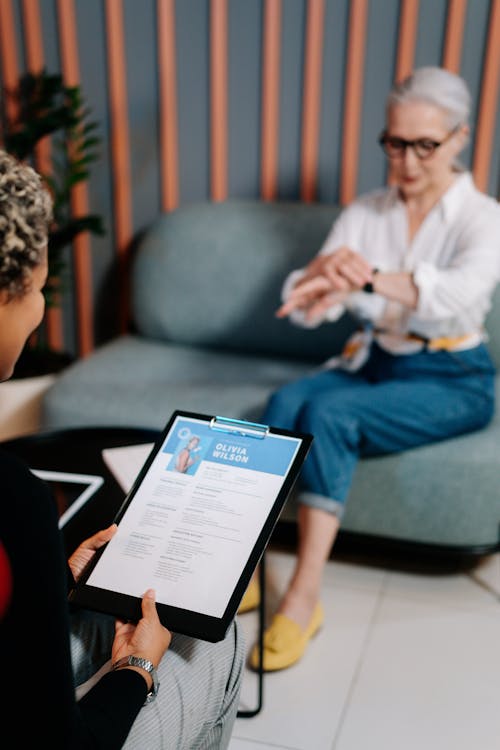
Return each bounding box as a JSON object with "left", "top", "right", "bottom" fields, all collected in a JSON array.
[{"left": 0, "top": 150, "right": 244, "bottom": 749}]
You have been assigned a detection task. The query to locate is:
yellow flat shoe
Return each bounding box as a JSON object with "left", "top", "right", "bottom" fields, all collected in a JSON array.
[
  {"left": 238, "top": 577, "right": 261, "bottom": 614},
  {"left": 249, "top": 602, "right": 324, "bottom": 671}
]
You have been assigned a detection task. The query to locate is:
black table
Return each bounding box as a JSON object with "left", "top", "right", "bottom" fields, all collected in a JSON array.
[{"left": 1, "top": 426, "right": 161, "bottom": 556}]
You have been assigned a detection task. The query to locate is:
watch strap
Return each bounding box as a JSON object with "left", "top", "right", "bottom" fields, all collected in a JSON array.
[
  {"left": 112, "top": 655, "right": 159, "bottom": 703},
  {"left": 362, "top": 268, "right": 379, "bottom": 294}
]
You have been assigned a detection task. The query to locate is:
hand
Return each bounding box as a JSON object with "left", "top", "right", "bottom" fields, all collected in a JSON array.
[
  {"left": 68, "top": 523, "right": 117, "bottom": 582},
  {"left": 302, "top": 246, "right": 373, "bottom": 290},
  {"left": 112, "top": 589, "right": 172, "bottom": 673},
  {"left": 276, "top": 247, "right": 374, "bottom": 322},
  {"left": 276, "top": 279, "right": 349, "bottom": 322}
]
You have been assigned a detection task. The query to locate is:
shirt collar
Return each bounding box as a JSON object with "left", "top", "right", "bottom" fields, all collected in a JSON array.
[
  {"left": 390, "top": 171, "right": 473, "bottom": 223},
  {"left": 439, "top": 171, "right": 472, "bottom": 223}
]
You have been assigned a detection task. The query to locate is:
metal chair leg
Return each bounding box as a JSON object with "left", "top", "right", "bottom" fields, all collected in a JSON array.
[{"left": 237, "top": 553, "right": 265, "bottom": 718}]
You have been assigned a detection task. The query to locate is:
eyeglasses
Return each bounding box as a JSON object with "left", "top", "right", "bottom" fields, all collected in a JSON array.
[{"left": 378, "top": 127, "right": 459, "bottom": 160}]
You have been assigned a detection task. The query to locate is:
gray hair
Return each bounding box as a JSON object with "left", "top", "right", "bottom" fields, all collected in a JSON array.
[
  {"left": 0, "top": 150, "right": 53, "bottom": 300},
  {"left": 387, "top": 66, "right": 471, "bottom": 130}
]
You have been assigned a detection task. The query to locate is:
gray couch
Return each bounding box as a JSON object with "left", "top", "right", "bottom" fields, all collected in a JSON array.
[{"left": 42, "top": 200, "right": 500, "bottom": 555}]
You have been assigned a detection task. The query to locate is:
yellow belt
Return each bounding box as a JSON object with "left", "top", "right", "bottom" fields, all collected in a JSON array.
[{"left": 404, "top": 333, "right": 478, "bottom": 352}]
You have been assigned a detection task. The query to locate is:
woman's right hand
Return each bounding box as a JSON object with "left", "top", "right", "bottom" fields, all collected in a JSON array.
[{"left": 112, "top": 589, "right": 172, "bottom": 675}]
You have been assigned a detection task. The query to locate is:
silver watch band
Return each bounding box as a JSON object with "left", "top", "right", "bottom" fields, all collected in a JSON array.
[{"left": 112, "top": 655, "right": 159, "bottom": 703}]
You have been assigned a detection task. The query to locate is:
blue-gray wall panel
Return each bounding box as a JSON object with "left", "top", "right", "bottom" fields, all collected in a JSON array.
[
  {"left": 317, "top": 0, "right": 349, "bottom": 205},
  {"left": 228, "top": 0, "right": 262, "bottom": 198},
  {"left": 414, "top": 0, "right": 448, "bottom": 70},
  {"left": 358, "top": 0, "right": 400, "bottom": 196},
  {"left": 277, "top": 0, "right": 306, "bottom": 200},
  {"left": 176, "top": 0, "right": 210, "bottom": 204},
  {"left": 124, "top": 0, "right": 161, "bottom": 237}
]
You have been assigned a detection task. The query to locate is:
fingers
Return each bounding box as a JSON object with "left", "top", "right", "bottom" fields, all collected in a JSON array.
[
  {"left": 141, "top": 588, "right": 159, "bottom": 620},
  {"left": 276, "top": 276, "right": 332, "bottom": 318},
  {"left": 319, "top": 247, "right": 373, "bottom": 289},
  {"left": 82, "top": 523, "right": 118, "bottom": 551},
  {"left": 277, "top": 248, "right": 375, "bottom": 319},
  {"left": 304, "top": 291, "right": 349, "bottom": 323}
]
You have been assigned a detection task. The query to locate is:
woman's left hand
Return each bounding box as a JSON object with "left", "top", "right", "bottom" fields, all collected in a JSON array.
[{"left": 68, "top": 523, "right": 117, "bottom": 582}]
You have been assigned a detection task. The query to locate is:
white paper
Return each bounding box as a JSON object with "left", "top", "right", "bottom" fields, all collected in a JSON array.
[
  {"left": 88, "top": 415, "right": 302, "bottom": 618},
  {"left": 102, "top": 443, "right": 155, "bottom": 493}
]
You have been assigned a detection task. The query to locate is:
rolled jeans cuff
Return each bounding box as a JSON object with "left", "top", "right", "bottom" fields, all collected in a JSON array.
[{"left": 299, "top": 491, "right": 345, "bottom": 520}]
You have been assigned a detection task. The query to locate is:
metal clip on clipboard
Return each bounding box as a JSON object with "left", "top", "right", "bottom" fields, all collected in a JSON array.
[
  {"left": 210, "top": 416, "right": 267, "bottom": 717},
  {"left": 210, "top": 416, "right": 269, "bottom": 440}
]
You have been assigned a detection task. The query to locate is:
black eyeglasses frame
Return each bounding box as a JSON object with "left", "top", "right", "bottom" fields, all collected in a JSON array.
[{"left": 378, "top": 126, "right": 460, "bottom": 160}]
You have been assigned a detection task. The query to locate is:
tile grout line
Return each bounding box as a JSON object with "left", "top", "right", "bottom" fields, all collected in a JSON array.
[
  {"left": 466, "top": 554, "right": 500, "bottom": 603},
  {"left": 331, "top": 569, "right": 390, "bottom": 750}
]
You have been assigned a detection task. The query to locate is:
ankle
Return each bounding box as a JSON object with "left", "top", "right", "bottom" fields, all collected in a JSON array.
[{"left": 278, "top": 589, "right": 319, "bottom": 628}]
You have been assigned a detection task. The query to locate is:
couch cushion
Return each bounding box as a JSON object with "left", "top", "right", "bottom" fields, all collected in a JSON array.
[
  {"left": 42, "top": 334, "right": 314, "bottom": 430},
  {"left": 132, "top": 200, "right": 356, "bottom": 362}
]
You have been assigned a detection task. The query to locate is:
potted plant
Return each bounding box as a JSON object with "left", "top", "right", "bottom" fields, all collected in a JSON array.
[{"left": 2, "top": 69, "right": 105, "bottom": 377}]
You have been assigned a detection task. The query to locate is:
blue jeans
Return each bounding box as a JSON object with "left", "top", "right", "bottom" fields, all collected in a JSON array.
[{"left": 261, "top": 342, "right": 496, "bottom": 518}]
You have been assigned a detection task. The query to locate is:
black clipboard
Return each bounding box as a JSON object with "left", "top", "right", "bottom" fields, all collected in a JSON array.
[{"left": 69, "top": 410, "right": 312, "bottom": 642}]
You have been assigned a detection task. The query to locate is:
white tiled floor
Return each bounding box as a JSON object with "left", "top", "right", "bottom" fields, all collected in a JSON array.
[{"left": 230, "top": 545, "right": 500, "bottom": 750}]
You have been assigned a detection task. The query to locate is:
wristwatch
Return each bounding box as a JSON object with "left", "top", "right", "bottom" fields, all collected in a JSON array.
[
  {"left": 362, "top": 268, "right": 379, "bottom": 294},
  {"left": 112, "top": 655, "right": 159, "bottom": 703}
]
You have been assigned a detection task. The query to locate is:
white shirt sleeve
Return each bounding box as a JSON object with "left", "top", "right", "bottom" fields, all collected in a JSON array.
[
  {"left": 412, "top": 203, "right": 500, "bottom": 322},
  {"left": 280, "top": 204, "right": 361, "bottom": 328}
]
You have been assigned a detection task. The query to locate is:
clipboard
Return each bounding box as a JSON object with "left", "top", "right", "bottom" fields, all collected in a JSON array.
[{"left": 69, "top": 410, "right": 312, "bottom": 642}]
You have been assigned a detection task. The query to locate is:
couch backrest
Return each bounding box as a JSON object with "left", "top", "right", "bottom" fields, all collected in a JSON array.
[
  {"left": 485, "top": 286, "right": 500, "bottom": 368},
  {"left": 132, "top": 200, "right": 357, "bottom": 362},
  {"left": 132, "top": 198, "right": 500, "bottom": 367}
]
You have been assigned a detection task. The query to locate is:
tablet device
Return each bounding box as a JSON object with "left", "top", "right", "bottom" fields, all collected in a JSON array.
[
  {"left": 69, "top": 410, "right": 312, "bottom": 642},
  {"left": 31, "top": 470, "right": 104, "bottom": 529}
]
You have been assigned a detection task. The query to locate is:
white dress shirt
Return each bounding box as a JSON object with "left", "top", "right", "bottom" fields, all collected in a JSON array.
[{"left": 283, "top": 172, "right": 500, "bottom": 366}]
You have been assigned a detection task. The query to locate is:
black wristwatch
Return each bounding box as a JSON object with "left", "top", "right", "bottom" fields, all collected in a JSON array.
[
  {"left": 112, "top": 655, "right": 159, "bottom": 703},
  {"left": 363, "top": 268, "right": 379, "bottom": 294}
]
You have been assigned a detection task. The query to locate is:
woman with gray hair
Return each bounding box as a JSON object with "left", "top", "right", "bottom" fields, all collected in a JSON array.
[{"left": 243, "top": 66, "right": 500, "bottom": 672}]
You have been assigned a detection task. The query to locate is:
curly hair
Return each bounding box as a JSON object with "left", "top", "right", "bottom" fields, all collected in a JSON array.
[{"left": 0, "top": 149, "right": 53, "bottom": 301}]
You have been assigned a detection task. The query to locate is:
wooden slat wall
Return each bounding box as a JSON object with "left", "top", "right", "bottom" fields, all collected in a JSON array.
[
  {"left": 442, "top": 0, "right": 467, "bottom": 73},
  {"left": 339, "top": 0, "right": 368, "bottom": 206},
  {"left": 0, "top": 0, "right": 19, "bottom": 126},
  {"left": 158, "top": 0, "right": 179, "bottom": 212},
  {"left": 472, "top": 0, "right": 500, "bottom": 193},
  {"left": 395, "top": 0, "right": 419, "bottom": 82},
  {"left": 57, "top": 0, "right": 94, "bottom": 356},
  {"left": 22, "top": 0, "right": 64, "bottom": 352},
  {"left": 210, "top": 0, "right": 228, "bottom": 202},
  {"left": 0, "top": 0, "right": 499, "bottom": 358},
  {"left": 300, "top": 0, "right": 325, "bottom": 203},
  {"left": 104, "top": 0, "right": 133, "bottom": 334},
  {"left": 260, "top": 0, "right": 281, "bottom": 201}
]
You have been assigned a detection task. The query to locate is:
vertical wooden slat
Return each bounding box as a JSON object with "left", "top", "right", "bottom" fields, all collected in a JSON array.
[
  {"left": 157, "top": 0, "right": 179, "bottom": 212},
  {"left": 395, "top": 0, "right": 419, "bottom": 82},
  {"left": 0, "top": 0, "right": 20, "bottom": 126},
  {"left": 442, "top": 0, "right": 467, "bottom": 73},
  {"left": 57, "top": 0, "right": 94, "bottom": 356},
  {"left": 300, "top": 0, "right": 325, "bottom": 203},
  {"left": 472, "top": 0, "right": 500, "bottom": 193},
  {"left": 260, "top": 0, "right": 281, "bottom": 201},
  {"left": 22, "top": 0, "right": 65, "bottom": 352},
  {"left": 22, "top": 0, "right": 51, "bottom": 175},
  {"left": 210, "top": 0, "right": 228, "bottom": 201},
  {"left": 104, "top": 0, "right": 133, "bottom": 332},
  {"left": 339, "top": 0, "right": 368, "bottom": 206}
]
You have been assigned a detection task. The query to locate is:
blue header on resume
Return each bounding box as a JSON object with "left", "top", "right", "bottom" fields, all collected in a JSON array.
[{"left": 163, "top": 418, "right": 300, "bottom": 476}]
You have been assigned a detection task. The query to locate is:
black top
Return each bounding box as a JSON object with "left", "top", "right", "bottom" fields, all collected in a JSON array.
[{"left": 0, "top": 448, "right": 148, "bottom": 749}]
